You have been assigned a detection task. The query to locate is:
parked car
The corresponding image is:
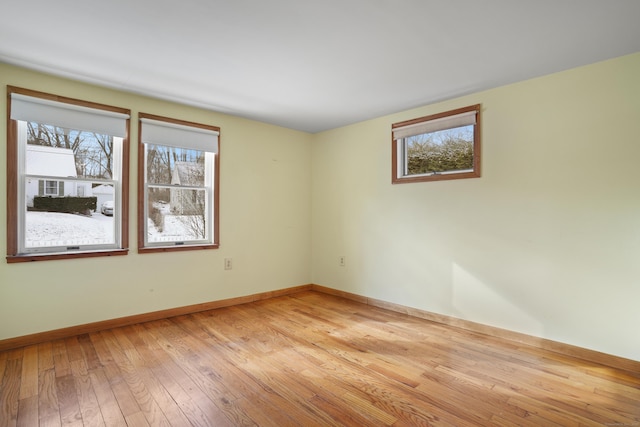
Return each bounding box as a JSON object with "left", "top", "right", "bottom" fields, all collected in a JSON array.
[{"left": 101, "top": 200, "right": 114, "bottom": 216}]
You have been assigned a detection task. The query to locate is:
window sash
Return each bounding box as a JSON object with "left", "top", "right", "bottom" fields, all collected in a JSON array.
[
  {"left": 143, "top": 148, "right": 215, "bottom": 247},
  {"left": 16, "top": 121, "right": 123, "bottom": 255},
  {"left": 400, "top": 124, "right": 475, "bottom": 177}
]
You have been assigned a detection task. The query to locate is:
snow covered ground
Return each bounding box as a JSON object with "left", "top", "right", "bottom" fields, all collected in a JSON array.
[
  {"left": 147, "top": 215, "right": 201, "bottom": 242},
  {"left": 25, "top": 209, "right": 199, "bottom": 248},
  {"left": 25, "top": 211, "right": 114, "bottom": 247},
  {"left": 146, "top": 200, "right": 203, "bottom": 242}
]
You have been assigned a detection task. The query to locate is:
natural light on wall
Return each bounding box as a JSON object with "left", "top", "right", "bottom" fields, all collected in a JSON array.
[{"left": 452, "top": 263, "right": 543, "bottom": 336}]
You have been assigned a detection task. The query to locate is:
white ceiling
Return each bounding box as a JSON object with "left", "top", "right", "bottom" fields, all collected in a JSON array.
[{"left": 1, "top": 1, "right": 639, "bottom": 133}]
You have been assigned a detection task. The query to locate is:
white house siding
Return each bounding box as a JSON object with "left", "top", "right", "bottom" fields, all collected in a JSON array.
[
  {"left": 25, "top": 145, "right": 86, "bottom": 207},
  {"left": 92, "top": 184, "right": 114, "bottom": 212}
]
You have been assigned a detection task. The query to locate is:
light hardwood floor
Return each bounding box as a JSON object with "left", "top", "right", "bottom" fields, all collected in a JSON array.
[{"left": 1, "top": 291, "right": 639, "bottom": 426}]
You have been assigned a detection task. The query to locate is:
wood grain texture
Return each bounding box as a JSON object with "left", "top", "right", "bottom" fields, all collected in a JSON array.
[
  {"left": 311, "top": 284, "right": 640, "bottom": 374},
  {"left": 0, "top": 285, "right": 313, "bottom": 352},
  {"left": 1, "top": 291, "right": 638, "bottom": 426},
  {"left": 3, "top": 284, "right": 637, "bottom": 376}
]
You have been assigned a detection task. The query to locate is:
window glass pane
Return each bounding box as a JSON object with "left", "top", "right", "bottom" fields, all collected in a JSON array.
[
  {"left": 405, "top": 125, "right": 474, "bottom": 175},
  {"left": 44, "top": 180, "right": 58, "bottom": 195},
  {"left": 27, "top": 123, "right": 115, "bottom": 179},
  {"left": 24, "top": 179, "right": 115, "bottom": 249},
  {"left": 146, "top": 144, "right": 205, "bottom": 186},
  {"left": 147, "top": 189, "right": 207, "bottom": 243},
  {"left": 21, "top": 121, "right": 119, "bottom": 252}
]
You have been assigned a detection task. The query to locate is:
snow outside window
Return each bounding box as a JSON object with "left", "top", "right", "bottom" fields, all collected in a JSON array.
[
  {"left": 6, "top": 86, "right": 130, "bottom": 262},
  {"left": 392, "top": 104, "right": 481, "bottom": 183},
  {"left": 138, "top": 113, "right": 220, "bottom": 253}
]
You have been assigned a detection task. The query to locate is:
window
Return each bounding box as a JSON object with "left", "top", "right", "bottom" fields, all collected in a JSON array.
[
  {"left": 43, "top": 180, "right": 61, "bottom": 196},
  {"left": 392, "top": 104, "right": 481, "bottom": 183},
  {"left": 138, "top": 113, "right": 220, "bottom": 253},
  {"left": 6, "top": 86, "right": 130, "bottom": 262}
]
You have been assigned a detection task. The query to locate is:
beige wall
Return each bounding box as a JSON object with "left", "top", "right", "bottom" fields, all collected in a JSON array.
[
  {"left": 311, "top": 53, "right": 640, "bottom": 361},
  {"left": 2, "top": 53, "right": 639, "bottom": 362},
  {"left": 0, "top": 63, "right": 312, "bottom": 340}
]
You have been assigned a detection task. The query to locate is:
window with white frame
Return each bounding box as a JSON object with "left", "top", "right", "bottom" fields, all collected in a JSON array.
[
  {"left": 6, "top": 86, "right": 130, "bottom": 262},
  {"left": 43, "top": 180, "right": 62, "bottom": 196},
  {"left": 392, "top": 104, "right": 481, "bottom": 183},
  {"left": 138, "top": 113, "right": 220, "bottom": 253}
]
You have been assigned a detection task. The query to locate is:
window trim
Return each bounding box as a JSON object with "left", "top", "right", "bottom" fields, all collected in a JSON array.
[
  {"left": 6, "top": 86, "right": 130, "bottom": 263},
  {"left": 137, "top": 112, "right": 220, "bottom": 254},
  {"left": 392, "top": 104, "right": 481, "bottom": 184},
  {"left": 42, "top": 180, "right": 61, "bottom": 196}
]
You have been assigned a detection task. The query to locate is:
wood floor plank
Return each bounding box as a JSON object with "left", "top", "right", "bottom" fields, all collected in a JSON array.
[
  {"left": 51, "top": 340, "right": 70, "bottom": 379},
  {"left": 70, "top": 359, "right": 105, "bottom": 427},
  {"left": 87, "top": 368, "right": 127, "bottom": 427},
  {"left": 192, "top": 312, "right": 344, "bottom": 426},
  {"left": 54, "top": 374, "right": 83, "bottom": 426},
  {"left": 123, "top": 411, "right": 149, "bottom": 427},
  {"left": 38, "top": 414, "right": 62, "bottom": 427},
  {"left": 138, "top": 322, "right": 236, "bottom": 427},
  {"left": 64, "top": 337, "right": 85, "bottom": 364},
  {"left": 0, "top": 358, "right": 22, "bottom": 427},
  {"left": 90, "top": 332, "right": 142, "bottom": 420},
  {"left": 37, "top": 342, "right": 54, "bottom": 374},
  {"left": 0, "top": 291, "right": 638, "bottom": 426},
  {"left": 110, "top": 326, "right": 192, "bottom": 426},
  {"left": 0, "top": 358, "right": 6, "bottom": 388},
  {"left": 248, "top": 301, "right": 478, "bottom": 426},
  {"left": 16, "top": 395, "right": 38, "bottom": 427},
  {"left": 37, "top": 368, "right": 60, "bottom": 426},
  {"left": 36, "top": 343, "right": 58, "bottom": 426},
  {"left": 99, "top": 330, "right": 170, "bottom": 427},
  {"left": 76, "top": 334, "right": 102, "bottom": 372},
  {"left": 149, "top": 319, "right": 242, "bottom": 405},
  {"left": 18, "top": 345, "right": 38, "bottom": 401}
]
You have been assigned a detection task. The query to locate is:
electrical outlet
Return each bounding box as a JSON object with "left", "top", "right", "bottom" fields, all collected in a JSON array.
[
  {"left": 339, "top": 256, "right": 345, "bottom": 267},
  {"left": 224, "top": 258, "right": 233, "bottom": 270}
]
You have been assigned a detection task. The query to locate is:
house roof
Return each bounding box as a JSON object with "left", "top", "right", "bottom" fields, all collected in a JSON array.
[
  {"left": 1, "top": 1, "right": 639, "bottom": 133},
  {"left": 25, "top": 144, "right": 77, "bottom": 178}
]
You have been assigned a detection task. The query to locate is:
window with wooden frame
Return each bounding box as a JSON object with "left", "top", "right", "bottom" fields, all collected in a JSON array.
[
  {"left": 392, "top": 104, "right": 481, "bottom": 183},
  {"left": 6, "top": 86, "right": 130, "bottom": 262},
  {"left": 138, "top": 113, "right": 220, "bottom": 253}
]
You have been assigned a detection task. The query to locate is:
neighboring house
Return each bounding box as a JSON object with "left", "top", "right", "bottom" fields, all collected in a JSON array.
[
  {"left": 25, "top": 144, "right": 91, "bottom": 207},
  {"left": 170, "top": 161, "right": 204, "bottom": 215},
  {"left": 92, "top": 184, "right": 114, "bottom": 212}
]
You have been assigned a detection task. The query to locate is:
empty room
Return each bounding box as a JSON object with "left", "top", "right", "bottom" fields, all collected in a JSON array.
[{"left": 1, "top": 1, "right": 639, "bottom": 426}]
